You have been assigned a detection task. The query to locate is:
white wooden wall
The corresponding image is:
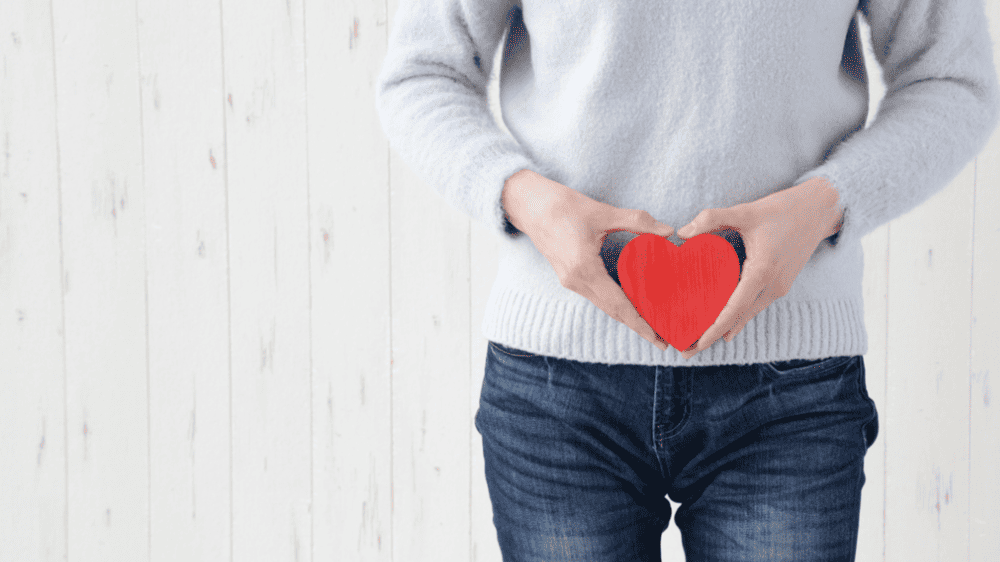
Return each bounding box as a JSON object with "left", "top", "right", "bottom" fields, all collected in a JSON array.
[{"left": 0, "top": 0, "right": 997, "bottom": 560}]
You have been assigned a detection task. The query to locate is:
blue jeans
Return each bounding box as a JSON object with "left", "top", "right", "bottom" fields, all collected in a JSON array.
[{"left": 475, "top": 341, "right": 879, "bottom": 561}]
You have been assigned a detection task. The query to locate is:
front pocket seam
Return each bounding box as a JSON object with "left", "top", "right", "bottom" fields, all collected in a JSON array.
[
  {"left": 763, "top": 355, "right": 853, "bottom": 379},
  {"left": 489, "top": 341, "right": 539, "bottom": 359}
]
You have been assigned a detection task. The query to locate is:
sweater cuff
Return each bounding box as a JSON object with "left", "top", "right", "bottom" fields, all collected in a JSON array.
[
  {"left": 466, "top": 142, "right": 535, "bottom": 240},
  {"left": 503, "top": 213, "right": 522, "bottom": 237}
]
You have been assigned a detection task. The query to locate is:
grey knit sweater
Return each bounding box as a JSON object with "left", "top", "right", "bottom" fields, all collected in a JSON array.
[{"left": 375, "top": 0, "right": 1000, "bottom": 366}]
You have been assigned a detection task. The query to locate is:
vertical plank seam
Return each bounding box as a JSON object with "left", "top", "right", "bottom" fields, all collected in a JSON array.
[
  {"left": 385, "top": 0, "right": 395, "bottom": 557},
  {"left": 388, "top": 134, "right": 395, "bottom": 557},
  {"left": 300, "top": 0, "right": 314, "bottom": 558},
  {"left": 968, "top": 157, "right": 976, "bottom": 562},
  {"left": 216, "top": 0, "right": 234, "bottom": 559},
  {"left": 883, "top": 223, "right": 889, "bottom": 562},
  {"left": 48, "top": 0, "right": 69, "bottom": 556},
  {"left": 131, "top": 0, "right": 151, "bottom": 557},
  {"left": 388, "top": 105, "right": 395, "bottom": 562}
]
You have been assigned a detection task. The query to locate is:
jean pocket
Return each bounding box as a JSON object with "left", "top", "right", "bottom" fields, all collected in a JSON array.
[
  {"left": 762, "top": 356, "right": 854, "bottom": 379},
  {"left": 489, "top": 341, "right": 540, "bottom": 359}
]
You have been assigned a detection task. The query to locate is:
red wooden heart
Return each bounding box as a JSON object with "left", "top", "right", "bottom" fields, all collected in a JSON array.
[{"left": 617, "top": 233, "right": 740, "bottom": 352}]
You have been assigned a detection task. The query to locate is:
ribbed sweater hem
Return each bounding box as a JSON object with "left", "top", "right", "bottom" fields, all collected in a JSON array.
[{"left": 481, "top": 288, "right": 868, "bottom": 367}]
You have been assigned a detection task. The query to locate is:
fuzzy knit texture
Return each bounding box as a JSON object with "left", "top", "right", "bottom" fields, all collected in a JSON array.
[{"left": 375, "top": 0, "right": 1000, "bottom": 367}]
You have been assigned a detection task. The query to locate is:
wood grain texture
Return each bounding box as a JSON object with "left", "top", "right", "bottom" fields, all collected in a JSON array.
[
  {"left": 970, "top": 152, "right": 999, "bottom": 562},
  {"left": 220, "top": 0, "right": 312, "bottom": 559},
  {"left": 970, "top": 6, "right": 1000, "bottom": 556},
  {"left": 137, "top": 0, "right": 232, "bottom": 560},
  {"left": 384, "top": 0, "right": 474, "bottom": 557},
  {"left": 0, "top": 1, "right": 66, "bottom": 560},
  {"left": 388, "top": 130, "right": 475, "bottom": 555},
  {"left": 51, "top": 0, "right": 150, "bottom": 558},
  {"left": 859, "top": 225, "right": 889, "bottom": 562},
  {"left": 885, "top": 163, "right": 975, "bottom": 561},
  {"left": 306, "top": 0, "right": 392, "bottom": 559}
]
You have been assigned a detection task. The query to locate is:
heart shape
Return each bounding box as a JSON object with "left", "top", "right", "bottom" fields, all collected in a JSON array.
[{"left": 616, "top": 232, "right": 741, "bottom": 352}]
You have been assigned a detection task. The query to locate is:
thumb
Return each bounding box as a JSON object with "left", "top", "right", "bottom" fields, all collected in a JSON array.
[
  {"left": 677, "top": 208, "right": 736, "bottom": 239},
  {"left": 608, "top": 208, "right": 674, "bottom": 239}
]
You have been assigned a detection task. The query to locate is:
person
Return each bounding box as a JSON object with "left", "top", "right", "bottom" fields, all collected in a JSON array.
[{"left": 375, "top": 0, "right": 1000, "bottom": 559}]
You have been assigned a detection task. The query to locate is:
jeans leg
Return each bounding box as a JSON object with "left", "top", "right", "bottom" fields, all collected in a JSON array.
[
  {"left": 668, "top": 356, "right": 878, "bottom": 562},
  {"left": 475, "top": 342, "right": 672, "bottom": 562}
]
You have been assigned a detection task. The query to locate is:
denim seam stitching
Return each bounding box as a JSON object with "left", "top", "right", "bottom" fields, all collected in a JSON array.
[
  {"left": 762, "top": 355, "right": 854, "bottom": 379},
  {"left": 651, "top": 366, "right": 670, "bottom": 480},
  {"left": 657, "top": 368, "right": 693, "bottom": 443},
  {"left": 490, "top": 341, "right": 538, "bottom": 358}
]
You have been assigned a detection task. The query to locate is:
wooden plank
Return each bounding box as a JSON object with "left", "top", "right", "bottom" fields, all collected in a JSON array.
[
  {"left": 969, "top": 4, "right": 1000, "bottom": 552},
  {"left": 383, "top": 0, "right": 474, "bottom": 557},
  {"left": 0, "top": 1, "right": 67, "bottom": 560},
  {"left": 969, "top": 5, "right": 1000, "bottom": 560},
  {"left": 50, "top": 0, "right": 150, "bottom": 558},
  {"left": 389, "top": 162, "right": 473, "bottom": 559},
  {"left": 220, "top": 0, "right": 313, "bottom": 559},
  {"left": 135, "top": 1, "right": 232, "bottom": 560},
  {"left": 305, "top": 0, "right": 393, "bottom": 559},
  {"left": 859, "top": 225, "right": 889, "bottom": 562},
  {"left": 970, "top": 151, "right": 1000, "bottom": 562},
  {"left": 884, "top": 164, "right": 975, "bottom": 561}
]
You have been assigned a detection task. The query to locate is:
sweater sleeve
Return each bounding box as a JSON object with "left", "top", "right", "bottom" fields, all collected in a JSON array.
[
  {"left": 374, "top": 0, "right": 536, "bottom": 240},
  {"left": 794, "top": 0, "right": 1000, "bottom": 248}
]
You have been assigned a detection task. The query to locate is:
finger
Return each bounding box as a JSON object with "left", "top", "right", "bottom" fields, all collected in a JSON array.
[
  {"left": 681, "top": 339, "right": 704, "bottom": 359},
  {"left": 721, "top": 290, "right": 774, "bottom": 343},
  {"left": 583, "top": 260, "right": 670, "bottom": 351},
  {"left": 677, "top": 207, "right": 745, "bottom": 239},
  {"left": 722, "top": 297, "right": 756, "bottom": 343},
  {"left": 724, "top": 296, "right": 771, "bottom": 342},
  {"left": 605, "top": 208, "right": 674, "bottom": 240},
  {"left": 697, "top": 285, "right": 763, "bottom": 352},
  {"left": 686, "top": 261, "right": 770, "bottom": 356}
]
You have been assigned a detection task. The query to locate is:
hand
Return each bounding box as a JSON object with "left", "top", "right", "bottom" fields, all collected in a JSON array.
[
  {"left": 502, "top": 169, "right": 675, "bottom": 351},
  {"left": 674, "top": 177, "right": 844, "bottom": 359}
]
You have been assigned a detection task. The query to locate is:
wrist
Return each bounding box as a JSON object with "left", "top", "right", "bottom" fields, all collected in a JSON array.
[
  {"left": 502, "top": 169, "right": 542, "bottom": 234},
  {"left": 798, "top": 177, "right": 844, "bottom": 240}
]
